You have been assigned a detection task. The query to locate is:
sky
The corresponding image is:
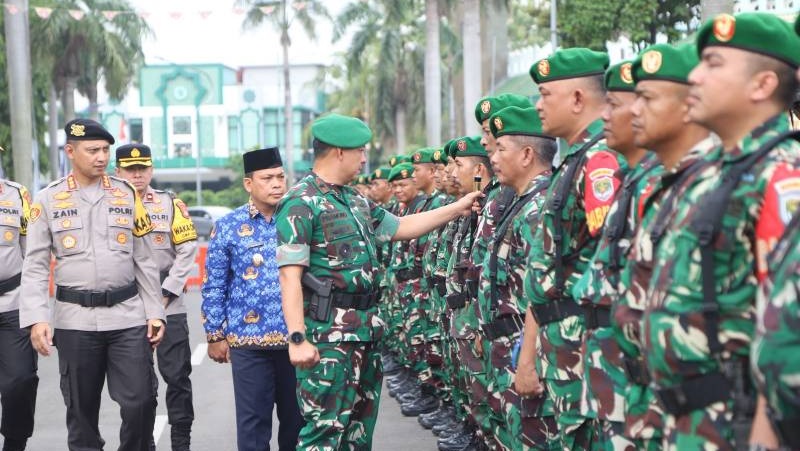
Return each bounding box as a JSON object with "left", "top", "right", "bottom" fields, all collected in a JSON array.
[{"left": 127, "top": 0, "right": 353, "bottom": 68}]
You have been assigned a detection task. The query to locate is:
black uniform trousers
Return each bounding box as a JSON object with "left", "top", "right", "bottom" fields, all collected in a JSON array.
[
  {"left": 230, "top": 348, "right": 304, "bottom": 451},
  {"left": 155, "top": 313, "right": 194, "bottom": 428},
  {"left": 54, "top": 326, "right": 157, "bottom": 451},
  {"left": 0, "top": 310, "right": 38, "bottom": 441}
]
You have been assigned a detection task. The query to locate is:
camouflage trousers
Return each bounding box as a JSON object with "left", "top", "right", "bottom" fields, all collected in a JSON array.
[
  {"left": 580, "top": 327, "right": 627, "bottom": 424},
  {"left": 623, "top": 382, "right": 663, "bottom": 448},
  {"left": 445, "top": 334, "right": 471, "bottom": 422},
  {"left": 662, "top": 400, "right": 739, "bottom": 451},
  {"left": 544, "top": 378, "right": 594, "bottom": 450},
  {"left": 480, "top": 335, "right": 509, "bottom": 450},
  {"left": 455, "top": 336, "right": 499, "bottom": 449},
  {"left": 295, "top": 341, "right": 382, "bottom": 451},
  {"left": 489, "top": 335, "right": 559, "bottom": 450},
  {"left": 587, "top": 419, "right": 639, "bottom": 451}
]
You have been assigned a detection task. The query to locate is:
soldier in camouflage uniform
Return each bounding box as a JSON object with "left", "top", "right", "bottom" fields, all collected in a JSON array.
[
  {"left": 568, "top": 59, "right": 659, "bottom": 450},
  {"left": 611, "top": 43, "right": 711, "bottom": 450},
  {"left": 478, "top": 105, "right": 560, "bottom": 450},
  {"left": 635, "top": 14, "right": 800, "bottom": 449},
  {"left": 275, "top": 113, "right": 480, "bottom": 450},
  {"left": 520, "top": 48, "right": 626, "bottom": 450}
]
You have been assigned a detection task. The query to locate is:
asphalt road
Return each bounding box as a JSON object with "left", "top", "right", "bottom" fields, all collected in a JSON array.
[{"left": 17, "top": 289, "right": 438, "bottom": 451}]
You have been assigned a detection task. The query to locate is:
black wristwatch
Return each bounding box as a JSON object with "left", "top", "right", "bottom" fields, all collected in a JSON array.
[{"left": 289, "top": 331, "right": 306, "bottom": 345}]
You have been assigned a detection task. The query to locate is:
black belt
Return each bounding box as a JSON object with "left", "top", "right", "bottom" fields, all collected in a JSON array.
[
  {"left": 530, "top": 298, "right": 582, "bottom": 326},
  {"left": 770, "top": 414, "right": 800, "bottom": 448},
  {"left": 396, "top": 267, "right": 422, "bottom": 282},
  {"left": 582, "top": 304, "right": 611, "bottom": 330},
  {"left": 623, "top": 357, "right": 651, "bottom": 386},
  {"left": 0, "top": 273, "right": 21, "bottom": 295},
  {"left": 481, "top": 314, "right": 524, "bottom": 340},
  {"left": 330, "top": 291, "right": 380, "bottom": 310},
  {"left": 655, "top": 371, "right": 731, "bottom": 417},
  {"left": 56, "top": 283, "right": 139, "bottom": 308},
  {"left": 446, "top": 292, "right": 467, "bottom": 310}
]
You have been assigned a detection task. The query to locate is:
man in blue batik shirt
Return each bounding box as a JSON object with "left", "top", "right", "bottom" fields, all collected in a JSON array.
[{"left": 201, "top": 147, "right": 303, "bottom": 451}]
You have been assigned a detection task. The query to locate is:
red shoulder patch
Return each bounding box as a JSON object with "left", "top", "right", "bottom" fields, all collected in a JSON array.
[
  {"left": 755, "top": 164, "right": 800, "bottom": 280},
  {"left": 584, "top": 151, "right": 622, "bottom": 236}
]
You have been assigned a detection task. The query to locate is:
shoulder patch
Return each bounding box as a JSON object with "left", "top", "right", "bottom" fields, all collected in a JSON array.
[
  {"left": 755, "top": 164, "right": 800, "bottom": 280},
  {"left": 584, "top": 151, "right": 622, "bottom": 237},
  {"left": 171, "top": 198, "right": 197, "bottom": 244}
]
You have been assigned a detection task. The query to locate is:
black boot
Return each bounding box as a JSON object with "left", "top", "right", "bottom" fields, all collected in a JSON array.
[
  {"left": 2, "top": 438, "right": 26, "bottom": 451},
  {"left": 170, "top": 424, "right": 191, "bottom": 451},
  {"left": 418, "top": 403, "right": 450, "bottom": 429},
  {"left": 437, "top": 428, "right": 474, "bottom": 451},
  {"left": 401, "top": 393, "right": 439, "bottom": 416}
]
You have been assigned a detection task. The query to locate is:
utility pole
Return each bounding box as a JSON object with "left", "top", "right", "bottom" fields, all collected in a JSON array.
[
  {"left": 462, "top": 0, "right": 482, "bottom": 135},
  {"left": 550, "top": 0, "right": 558, "bottom": 52},
  {"left": 4, "top": 0, "right": 35, "bottom": 190}
]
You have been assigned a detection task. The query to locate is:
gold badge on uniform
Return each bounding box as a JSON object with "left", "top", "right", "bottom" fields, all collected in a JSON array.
[
  {"left": 413, "top": 153, "right": 421, "bottom": 162},
  {"left": 62, "top": 235, "right": 77, "bottom": 249},
  {"left": 457, "top": 140, "right": 467, "bottom": 152},
  {"left": 30, "top": 204, "right": 42, "bottom": 223},
  {"left": 713, "top": 13, "right": 736, "bottom": 42},
  {"left": 3, "top": 231, "right": 13, "bottom": 241},
  {"left": 0, "top": 201, "right": 12, "bottom": 207},
  {"left": 480, "top": 100, "right": 492, "bottom": 115},
  {"left": 54, "top": 201, "right": 74, "bottom": 209},
  {"left": 375, "top": 169, "right": 382, "bottom": 178},
  {"left": 401, "top": 169, "right": 409, "bottom": 178},
  {"left": 115, "top": 217, "right": 130, "bottom": 226},
  {"left": 537, "top": 59, "right": 551, "bottom": 77},
  {"left": 131, "top": 148, "right": 141, "bottom": 158},
  {"left": 237, "top": 224, "right": 254, "bottom": 237},
  {"left": 111, "top": 199, "right": 130, "bottom": 206},
  {"left": 620, "top": 62, "right": 634, "bottom": 84},
  {"left": 242, "top": 266, "right": 258, "bottom": 280},
  {"left": 111, "top": 188, "right": 128, "bottom": 198},
  {"left": 69, "top": 124, "right": 85, "bottom": 137},
  {"left": 244, "top": 310, "right": 260, "bottom": 324},
  {"left": 493, "top": 117, "right": 504, "bottom": 131},
  {"left": 642, "top": 50, "right": 662, "bottom": 74},
  {"left": 252, "top": 253, "right": 264, "bottom": 266},
  {"left": 153, "top": 233, "right": 166, "bottom": 245},
  {"left": 116, "top": 232, "right": 128, "bottom": 245},
  {"left": 390, "top": 157, "right": 397, "bottom": 166},
  {"left": 53, "top": 191, "right": 71, "bottom": 200},
  {"left": 61, "top": 219, "right": 72, "bottom": 228}
]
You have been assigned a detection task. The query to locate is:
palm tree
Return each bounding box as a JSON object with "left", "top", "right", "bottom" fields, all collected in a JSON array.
[
  {"left": 462, "top": 0, "right": 481, "bottom": 135},
  {"left": 425, "top": 0, "right": 442, "bottom": 146},
  {"left": 240, "top": 0, "right": 328, "bottom": 183}
]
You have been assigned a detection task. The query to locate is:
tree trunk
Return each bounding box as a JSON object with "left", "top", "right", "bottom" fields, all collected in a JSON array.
[
  {"left": 481, "top": 0, "right": 509, "bottom": 93},
  {"left": 62, "top": 77, "right": 77, "bottom": 123},
  {"left": 462, "top": 0, "right": 482, "bottom": 135},
  {"left": 395, "top": 106, "right": 407, "bottom": 155},
  {"left": 701, "top": 0, "right": 734, "bottom": 21},
  {"left": 87, "top": 83, "right": 99, "bottom": 120},
  {"left": 48, "top": 83, "right": 60, "bottom": 180},
  {"left": 424, "top": 0, "right": 442, "bottom": 146},
  {"left": 282, "top": 20, "right": 294, "bottom": 184},
  {"left": 4, "top": 0, "right": 34, "bottom": 189}
]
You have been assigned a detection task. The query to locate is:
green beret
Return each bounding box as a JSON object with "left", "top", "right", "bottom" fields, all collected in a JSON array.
[
  {"left": 431, "top": 147, "right": 449, "bottom": 164},
  {"left": 474, "top": 94, "right": 533, "bottom": 124},
  {"left": 489, "top": 106, "right": 552, "bottom": 139},
  {"left": 388, "top": 163, "right": 414, "bottom": 182},
  {"left": 443, "top": 139, "right": 458, "bottom": 158},
  {"left": 412, "top": 147, "right": 436, "bottom": 164},
  {"left": 632, "top": 43, "right": 699, "bottom": 85},
  {"left": 530, "top": 48, "right": 610, "bottom": 84},
  {"left": 696, "top": 12, "right": 800, "bottom": 68},
  {"left": 311, "top": 113, "right": 373, "bottom": 149},
  {"left": 451, "top": 136, "right": 487, "bottom": 158},
  {"left": 355, "top": 175, "right": 369, "bottom": 185},
  {"left": 604, "top": 61, "right": 636, "bottom": 92},
  {"left": 389, "top": 154, "right": 409, "bottom": 167},
  {"left": 371, "top": 166, "right": 391, "bottom": 181}
]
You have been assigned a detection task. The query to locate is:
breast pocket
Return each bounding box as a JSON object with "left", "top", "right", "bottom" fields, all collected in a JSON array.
[
  {"left": 321, "top": 212, "right": 366, "bottom": 268},
  {"left": 150, "top": 232, "right": 171, "bottom": 250},
  {"left": 0, "top": 215, "right": 20, "bottom": 247},
  {"left": 108, "top": 215, "right": 133, "bottom": 253},
  {"left": 52, "top": 217, "right": 85, "bottom": 256}
]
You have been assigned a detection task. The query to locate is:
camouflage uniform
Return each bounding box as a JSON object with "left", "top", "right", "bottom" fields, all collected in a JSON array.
[
  {"left": 432, "top": 217, "right": 460, "bottom": 405},
  {"left": 642, "top": 115, "right": 800, "bottom": 448},
  {"left": 752, "top": 211, "right": 800, "bottom": 448},
  {"left": 275, "top": 173, "right": 401, "bottom": 450},
  {"left": 478, "top": 174, "right": 560, "bottom": 450},
  {"left": 524, "top": 119, "right": 624, "bottom": 450},
  {"left": 612, "top": 138, "right": 714, "bottom": 449},
  {"left": 571, "top": 152, "right": 661, "bottom": 450}
]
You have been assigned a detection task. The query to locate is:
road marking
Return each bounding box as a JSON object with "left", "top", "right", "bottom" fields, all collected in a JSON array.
[
  {"left": 191, "top": 343, "right": 208, "bottom": 366},
  {"left": 153, "top": 414, "right": 168, "bottom": 444}
]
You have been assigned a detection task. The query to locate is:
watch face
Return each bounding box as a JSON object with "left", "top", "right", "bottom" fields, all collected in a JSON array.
[{"left": 290, "top": 332, "right": 304, "bottom": 344}]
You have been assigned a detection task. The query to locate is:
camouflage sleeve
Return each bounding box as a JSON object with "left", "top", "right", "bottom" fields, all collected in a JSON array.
[
  {"left": 369, "top": 201, "right": 399, "bottom": 244},
  {"left": 583, "top": 151, "right": 623, "bottom": 237},
  {"left": 274, "top": 196, "right": 313, "bottom": 267},
  {"left": 754, "top": 164, "right": 800, "bottom": 281}
]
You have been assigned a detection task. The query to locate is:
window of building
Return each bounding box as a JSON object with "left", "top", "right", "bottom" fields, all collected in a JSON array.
[
  {"left": 173, "top": 116, "right": 192, "bottom": 135},
  {"left": 130, "top": 118, "right": 143, "bottom": 143}
]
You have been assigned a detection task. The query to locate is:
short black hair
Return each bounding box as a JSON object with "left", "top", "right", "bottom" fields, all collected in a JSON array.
[
  {"left": 510, "top": 135, "right": 557, "bottom": 167},
  {"left": 312, "top": 138, "right": 334, "bottom": 158},
  {"left": 747, "top": 53, "right": 799, "bottom": 109}
]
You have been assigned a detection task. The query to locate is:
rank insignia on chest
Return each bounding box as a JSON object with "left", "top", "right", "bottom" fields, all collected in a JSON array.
[
  {"left": 150, "top": 206, "right": 165, "bottom": 214},
  {"left": 53, "top": 192, "right": 71, "bottom": 201},
  {"left": 115, "top": 217, "right": 130, "bottom": 226},
  {"left": 3, "top": 231, "right": 13, "bottom": 242},
  {"left": 0, "top": 201, "right": 12, "bottom": 208},
  {"left": 238, "top": 224, "right": 254, "bottom": 237},
  {"left": 244, "top": 310, "right": 260, "bottom": 323},
  {"left": 62, "top": 235, "right": 77, "bottom": 249},
  {"left": 111, "top": 188, "right": 128, "bottom": 198},
  {"left": 242, "top": 266, "right": 258, "bottom": 280},
  {"left": 61, "top": 219, "right": 72, "bottom": 228},
  {"left": 116, "top": 232, "right": 128, "bottom": 245},
  {"left": 110, "top": 199, "right": 130, "bottom": 207},
  {"left": 54, "top": 201, "right": 75, "bottom": 209}
]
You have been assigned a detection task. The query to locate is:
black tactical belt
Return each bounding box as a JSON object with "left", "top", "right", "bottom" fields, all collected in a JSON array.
[
  {"left": 56, "top": 283, "right": 139, "bottom": 308},
  {"left": 623, "top": 357, "right": 651, "bottom": 386},
  {"left": 445, "top": 292, "right": 467, "bottom": 310},
  {"left": 330, "top": 291, "right": 380, "bottom": 310},
  {"left": 655, "top": 370, "right": 731, "bottom": 417},
  {"left": 396, "top": 267, "right": 423, "bottom": 282},
  {"left": 582, "top": 304, "right": 611, "bottom": 330},
  {"left": 530, "top": 298, "right": 582, "bottom": 326},
  {"left": 771, "top": 414, "right": 800, "bottom": 448},
  {"left": 0, "top": 273, "right": 21, "bottom": 295},
  {"left": 481, "top": 314, "right": 524, "bottom": 340}
]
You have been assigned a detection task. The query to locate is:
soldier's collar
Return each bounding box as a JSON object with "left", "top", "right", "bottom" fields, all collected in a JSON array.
[
  {"left": 65, "top": 173, "right": 113, "bottom": 191},
  {"left": 722, "top": 113, "right": 788, "bottom": 163},
  {"left": 142, "top": 186, "right": 159, "bottom": 203}
]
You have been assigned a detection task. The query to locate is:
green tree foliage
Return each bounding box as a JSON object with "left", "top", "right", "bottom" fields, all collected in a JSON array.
[{"left": 178, "top": 154, "right": 249, "bottom": 208}]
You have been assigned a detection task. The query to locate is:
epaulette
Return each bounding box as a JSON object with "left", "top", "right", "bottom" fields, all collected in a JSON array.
[
  {"left": 2, "top": 179, "right": 24, "bottom": 192},
  {"left": 108, "top": 175, "right": 138, "bottom": 194},
  {"left": 45, "top": 176, "right": 68, "bottom": 190}
]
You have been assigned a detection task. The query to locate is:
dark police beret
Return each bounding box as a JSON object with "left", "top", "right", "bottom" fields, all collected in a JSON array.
[
  {"left": 116, "top": 144, "right": 152, "bottom": 168},
  {"left": 243, "top": 147, "right": 283, "bottom": 173},
  {"left": 64, "top": 118, "right": 115, "bottom": 144}
]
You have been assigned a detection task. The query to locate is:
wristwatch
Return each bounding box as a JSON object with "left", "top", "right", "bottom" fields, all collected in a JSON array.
[{"left": 289, "top": 331, "right": 306, "bottom": 345}]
